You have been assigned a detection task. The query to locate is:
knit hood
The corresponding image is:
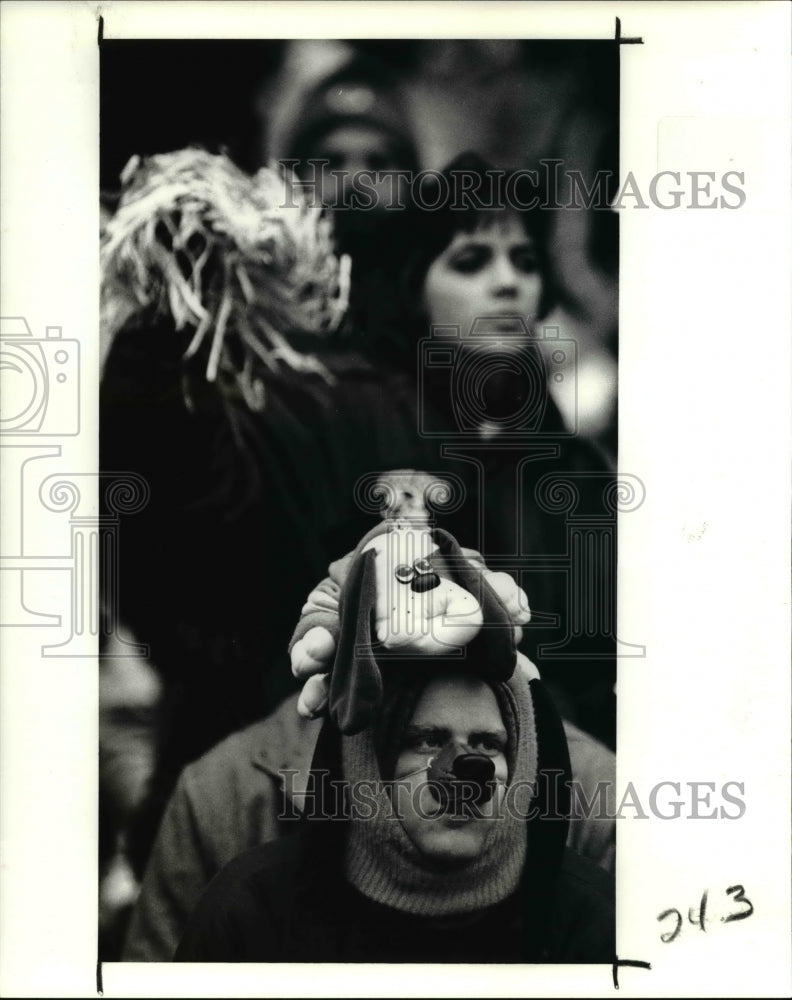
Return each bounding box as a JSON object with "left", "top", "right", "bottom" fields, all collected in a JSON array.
[
  {"left": 340, "top": 666, "right": 536, "bottom": 917},
  {"left": 294, "top": 667, "right": 573, "bottom": 958}
]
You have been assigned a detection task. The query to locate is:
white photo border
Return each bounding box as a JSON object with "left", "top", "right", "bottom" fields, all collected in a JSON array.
[{"left": 0, "top": 2, "right": 790, "bottom": 997}]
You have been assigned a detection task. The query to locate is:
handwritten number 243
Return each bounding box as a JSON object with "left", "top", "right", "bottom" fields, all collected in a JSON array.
[{"left": 658, "top": 885, "right": 754, "bottom": 943}]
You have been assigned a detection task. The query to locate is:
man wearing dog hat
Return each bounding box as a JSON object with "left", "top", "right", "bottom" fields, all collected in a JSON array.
[{"left": 175, "top": 519, "right": 614, "bottom": 963}]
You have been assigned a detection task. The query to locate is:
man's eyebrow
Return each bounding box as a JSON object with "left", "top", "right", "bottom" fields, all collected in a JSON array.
[
  {"left": 403, "top": 726, "right": 508, "bottom": 743},
  {"left": 469, "top": 729, "right": 508, "bottom": 743}
]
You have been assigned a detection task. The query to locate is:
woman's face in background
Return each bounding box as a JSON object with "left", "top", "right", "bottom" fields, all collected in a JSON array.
[{"left": 421, "top": 213, "right": 543, "bottom": 340}]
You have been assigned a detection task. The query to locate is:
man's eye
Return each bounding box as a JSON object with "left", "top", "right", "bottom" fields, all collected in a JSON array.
[
  {"left": 421, "top": 735, "right": 445, "bottom": 751},
  {"left": 471, "top": 736, "right": 506, "bottom": 756},
  {"left": 405, "top": 734, "right": 445, "bottom": 752},
  {"left": 448, "top": 248, "right": 489, "bottom": 274}
]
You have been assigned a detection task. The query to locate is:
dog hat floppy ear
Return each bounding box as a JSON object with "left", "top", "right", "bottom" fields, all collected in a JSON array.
[
  {"left": 327, "top": 544, "right": 382, "bottom": 736},
  {"left": 325, "top": 522, "right": 519, "bottom": 734}
]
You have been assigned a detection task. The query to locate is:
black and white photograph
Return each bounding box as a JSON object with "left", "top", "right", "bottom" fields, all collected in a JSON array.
[
  {"left": 0, "top": 3, "right": 790, "bottom": 998},
  {"left": 98, "top": 33, "right": 621, "bottom": 966}
]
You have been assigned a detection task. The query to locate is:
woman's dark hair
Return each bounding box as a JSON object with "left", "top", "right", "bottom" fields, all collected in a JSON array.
[
  {"left": 397, "top": 152, "right": 557, "bottom": 323},
  {"left": 351, "top": 152, "right": 557, "bottom": 366}
]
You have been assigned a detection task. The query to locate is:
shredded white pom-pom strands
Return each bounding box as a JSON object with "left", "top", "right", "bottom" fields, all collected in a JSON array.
[{"left": 101, "top": 149, "right": 351, "bottom": 408}]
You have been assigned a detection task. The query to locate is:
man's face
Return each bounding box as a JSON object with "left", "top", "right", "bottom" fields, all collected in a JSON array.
[{"left": 393, "top": 675, "right": 509, "bottom": 867}]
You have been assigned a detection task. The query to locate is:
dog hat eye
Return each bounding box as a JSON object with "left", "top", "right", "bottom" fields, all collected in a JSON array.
[
  {"left": 394, "top": 564, "right": 415, "bottom": 584},
  {"left": 413, "top": 557, "right": 433, "bottom": 575}
]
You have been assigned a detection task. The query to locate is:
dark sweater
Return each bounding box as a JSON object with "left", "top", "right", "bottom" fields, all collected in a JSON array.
[
  {"left": 175, "top": 680, "right": 615, "bottom": 964},
  {"left": 175, "top": 833, "right": 614, "bottom": 964}
]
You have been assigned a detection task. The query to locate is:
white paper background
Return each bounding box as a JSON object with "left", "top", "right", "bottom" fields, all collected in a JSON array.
[{"left": 1, "top": 2, "right": 789, "bottom": 997}]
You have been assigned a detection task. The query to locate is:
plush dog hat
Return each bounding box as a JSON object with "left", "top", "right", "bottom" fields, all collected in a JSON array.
[{"left": 290, "top": 516, "right": 531, "bottom": 734}]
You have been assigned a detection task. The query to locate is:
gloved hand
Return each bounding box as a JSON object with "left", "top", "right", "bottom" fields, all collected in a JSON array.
[{"left": 289, "top": 530, "right": 535, "bottom": 723}]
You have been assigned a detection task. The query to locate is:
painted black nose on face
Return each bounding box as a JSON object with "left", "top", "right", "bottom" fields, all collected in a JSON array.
[
  {"left": 428, "top": 748, "right": 496, "bottom": 808},
  {"left": 452, "top": 753, "right": 496, "bottom": 791}
]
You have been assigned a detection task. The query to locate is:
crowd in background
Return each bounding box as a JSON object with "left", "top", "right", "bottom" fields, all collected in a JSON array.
[{"left": 99, "top": 39, "right": 620, "bottom": 960}]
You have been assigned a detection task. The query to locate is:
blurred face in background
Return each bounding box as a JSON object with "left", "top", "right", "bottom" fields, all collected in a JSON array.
[
  {"left": 421, "top": 212, "right": 543, "bottom": 342},
  {"left": 303, "top": 122, "right": 415, "bottom": 211}
]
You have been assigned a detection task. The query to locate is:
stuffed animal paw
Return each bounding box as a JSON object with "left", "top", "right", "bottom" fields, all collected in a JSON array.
[
  {"left": 291, "top": 626, "right": 334, "bottom": 718},
  {"left": 291, "top": 625, "right": 335, "bottom": 678}
]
